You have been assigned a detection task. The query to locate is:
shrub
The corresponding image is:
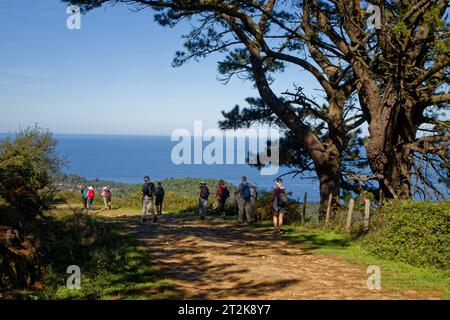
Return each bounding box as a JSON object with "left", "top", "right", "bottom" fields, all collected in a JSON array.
[
  {"left": 364, "top": 200, "right": 450, "bottom": 270},
  {"left": 255, "top": 190, "right": 303, "bottom": 224},
  {"left": 0, "top": 126, "right": 65, "bottom": 218},
  {"left": 0, "top": 127, "right": 65, "bottom": 290}
]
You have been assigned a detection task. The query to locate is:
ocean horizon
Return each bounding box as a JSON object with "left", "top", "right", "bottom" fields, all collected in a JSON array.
[{"left": 0, "top": 133, "right": 321, "bottom": 201}]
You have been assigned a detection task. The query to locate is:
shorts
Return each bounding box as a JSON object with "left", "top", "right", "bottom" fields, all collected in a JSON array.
[{"left": 273, "top": 204, "right": 286, "bottom": 215}]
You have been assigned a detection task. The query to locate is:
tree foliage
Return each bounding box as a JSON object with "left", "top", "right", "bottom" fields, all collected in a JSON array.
[
  {"left": 62, "top": 0, "right": 450, "bottom": 203},
  {"left": 0, "top": 126, "right": 65, "bottom": 218}
]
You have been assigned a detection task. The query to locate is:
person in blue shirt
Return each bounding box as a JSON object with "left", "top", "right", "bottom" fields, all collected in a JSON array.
[{"left": 234, "top": 176, "right": 256, "bottom": 223}]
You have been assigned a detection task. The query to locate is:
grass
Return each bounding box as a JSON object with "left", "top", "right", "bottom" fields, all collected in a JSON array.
[
  {"left": 254, "top": 222, "right": 450, "bottom": 300},
  {"left": 9, "top": 205, "right": 183, "bottom": 300}
]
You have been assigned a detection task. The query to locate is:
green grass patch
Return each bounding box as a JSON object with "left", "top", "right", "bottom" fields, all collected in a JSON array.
[{"left": 9, "top": 209, "right": 183, "bottom": 300}]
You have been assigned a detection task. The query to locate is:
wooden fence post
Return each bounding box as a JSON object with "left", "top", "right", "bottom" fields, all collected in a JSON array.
[
  {"left": 346, "top": 198, "right": 355, "bottom": 232},
  {"left": 302, "top": 192, "right": 307, "bottom": 224},
  {"left": 325, "top": 193, "right": 332, "bottom": 225},
  {"left": 364, "top": 199, "right": 371, "bottom": 231}
]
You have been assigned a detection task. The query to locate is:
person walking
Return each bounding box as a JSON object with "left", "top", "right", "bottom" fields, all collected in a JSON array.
[
  {"left": 271, "top": 178, "right": 288, "bottom": 234},
  {"left": 198, "top": 181, "right": 210, "bottom": 221},
  {"left": 141, "top": 176, "right": 157, "bottom": 223},
  {"left": 101, "top": 186, "right": 112, "bottom": 210},
  {"left": 215, "top": 180, "right": 230, "bottom": 219},
  {"left": 155, "top": 182, "right": 165, "bottom": 215},
  {"left": 87, "top": 186, "right": 95, "bottom": 211},
  {"left": 80, "top": 185, "right": 88, "bottom": 210},
  {"left": 234, "top": 176, "right": 256, "bottom": 224}
]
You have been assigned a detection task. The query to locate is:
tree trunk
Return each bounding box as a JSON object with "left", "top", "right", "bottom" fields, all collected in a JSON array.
[
  {"left": 366, "top": 136, "right": 412, "bottom": 200},
  {"left": 249, "top": 55, "right": 345, "bottom": 217},
  {"left": 365, "top": 94, "right": 416, "bottom": 199},
  {"left": 316, "top": 97, "right": 345, "bottom": 220},
  {"left": 316, "top": 161, "right": 341, "bottom": 220}
]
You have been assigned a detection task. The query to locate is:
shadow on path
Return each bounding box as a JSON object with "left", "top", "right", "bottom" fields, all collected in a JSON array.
[{"left": 108, "top": 213, "right": 430, "bottom": 300}]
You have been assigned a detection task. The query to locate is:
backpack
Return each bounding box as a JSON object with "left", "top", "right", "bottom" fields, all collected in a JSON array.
[
  {"left": 242, "top": 183, "right": 251, "bottom": 200},
  {"left": 143, "top": 182, "right": 155, "bottom": 197},
  {"left": 220, "top": 187, "right": 230, "bottom": 200},
  {"left": 155, "top": 187, "right": 165, "bottom": 199},
  {"left": 200, "top": 186, "right": 210, "bottom": 200},
  {"left": 277, "top": 188, "right": 289, "bottom": 208}
]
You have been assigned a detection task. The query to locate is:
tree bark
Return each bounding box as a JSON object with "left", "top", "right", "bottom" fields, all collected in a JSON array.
[
  {"left": 364, "top": 92, "right": 417, "bottom": 199},
  {"left": 316, "top": 160, "right": 341, "bottom": 220}
]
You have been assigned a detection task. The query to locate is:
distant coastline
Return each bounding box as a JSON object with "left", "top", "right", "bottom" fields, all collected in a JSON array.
[{"left": 32, "top": 134, "right": 320, "bottom": 201}]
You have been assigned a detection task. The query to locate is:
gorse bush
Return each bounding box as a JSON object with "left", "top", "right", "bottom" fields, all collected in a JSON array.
[
  {"left": 0, "top": 126, "right": 65, "bottom": 217},
  {"left": 256, "top": 191, "right": 303, "bottom": 223},
  {"left": 364, "top": 201, "right": 450, "bottom": 270},
  {"left": 0, "top": 127, "right": 65, "bottom": 290}
]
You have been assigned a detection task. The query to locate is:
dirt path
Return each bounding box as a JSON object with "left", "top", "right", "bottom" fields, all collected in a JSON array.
[{"left": 125, "top": 214, "right": 437, "bottom": 300}]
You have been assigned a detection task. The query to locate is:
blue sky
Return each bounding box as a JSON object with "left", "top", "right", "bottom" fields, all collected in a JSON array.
[{"left": 0, "top": 0, "right": 319, "bottom": 135}]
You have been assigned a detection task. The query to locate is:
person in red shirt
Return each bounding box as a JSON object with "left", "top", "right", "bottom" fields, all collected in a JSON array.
[
  {"left": 87, "top": 186, "right": 95, "bottom": 211},
  {"left": 215, "top": 180, "right": 230, "bottom": 219}
]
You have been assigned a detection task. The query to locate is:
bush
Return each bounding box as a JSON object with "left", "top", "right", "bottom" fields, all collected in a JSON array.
[
  {"left": 364, "top": 201, "right": 450, "bottom": 270},
  {"left": 0, "top": 127, "right": 65, "bottom": 290},
  {"left": 0, "top": 126, "right": 65, "bottom": 217},
  {"left": 255, "top": 191, "right": 303, "bottom": 224}
]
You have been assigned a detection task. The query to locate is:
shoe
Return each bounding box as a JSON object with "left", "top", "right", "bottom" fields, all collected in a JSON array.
[
  {"left": 142, "top": 218, "right": 147, "bottom": 223},
  {"left": 200, "top": 216, "right": 205, "bottom": 221},
  {"left": 271, "top": 229, "right": 278, "bottom": 234},
  {"left": 153, "top": 217, "right": 158, "bottom": 223}
]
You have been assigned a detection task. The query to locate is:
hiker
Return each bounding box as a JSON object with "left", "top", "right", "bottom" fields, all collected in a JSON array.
[
  {"left": 234, "top": 176, "right": 256, "bottom": 223},
  {"left": 87, "top": 186, "right": 95, "bottom": 210},
  {"left": 215, "top": 180, "right": 230, "bottom": 219},
  {"left": 80, "top": 185, "right": 88, "bottom": 210},
  {"left": 155, "top": 182, "right": 165, "bottom": 215},
  {"left": 141, "top": 176, "right": 157, "bottom": 223},
  {"left": 198, "top": 181, "right": 210, "bottom": 221},
  {"left": 271, "top": 178, "right": 288, "bottom": 234},
  {"left": 101, "top": 186, "right": 112, "bottom": 210}
]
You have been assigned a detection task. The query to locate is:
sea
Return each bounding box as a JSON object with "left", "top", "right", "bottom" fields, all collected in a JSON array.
[{"left": 0, "top": 134, "right": 321, "bottom": 201}]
